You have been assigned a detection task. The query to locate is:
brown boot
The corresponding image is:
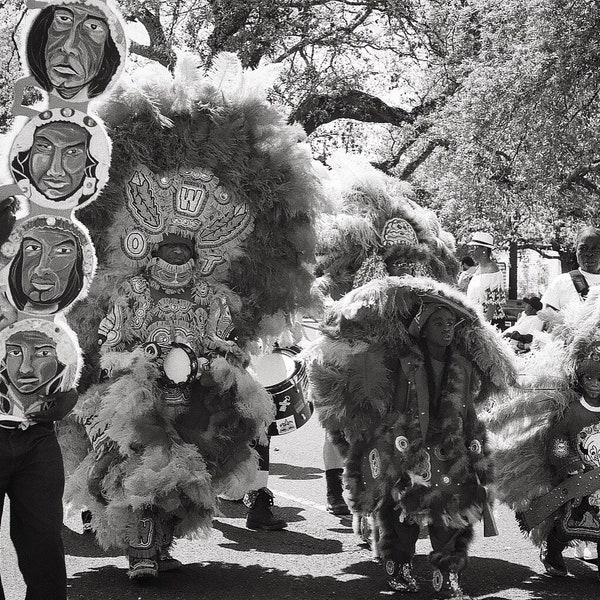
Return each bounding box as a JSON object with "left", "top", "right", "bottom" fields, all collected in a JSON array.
[{"left": 245, "top": 488, "right": 287, "bottom": 531}]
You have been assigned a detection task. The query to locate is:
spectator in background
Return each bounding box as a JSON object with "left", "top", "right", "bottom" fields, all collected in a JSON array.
[
  {"left": 542, "top": 226, "right": 600, "bottom": 312},
  {"left": 457, "top": 255, "right": 477, "bottom": 293},
  {"left": 502, "top": 296, "right": 544, "bottom": 353},
  {"left": 466, "top": 231, "right": 506, "bottom": 326}
]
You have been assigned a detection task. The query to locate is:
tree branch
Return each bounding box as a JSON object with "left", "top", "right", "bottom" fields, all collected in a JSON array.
[
  {"left": 290, "top": 89, "right": 436, "bottom": 135},
  {"left": 128, "top": 7, "right": 176, "bottom": 69},
  {"left": 398, "top": 138, "right": 448, "bottom": 179}
]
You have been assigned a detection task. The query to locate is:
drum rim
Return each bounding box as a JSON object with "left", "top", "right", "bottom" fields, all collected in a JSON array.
[{"left": 265, "top": 362, "right": 307, "bottom": 394}]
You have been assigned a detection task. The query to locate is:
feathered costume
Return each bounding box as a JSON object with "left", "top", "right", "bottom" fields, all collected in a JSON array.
[
  {"left": 487, "top": 288, "right": 600, "bottom": 550},
  {"left": 62, "top": 52, "right": 322, "bottom": 574},
  {"left": 308, "top": 277, "right": 516, "bottom": 595},
  {"left": 313, "top": 154, "right": 459, "bottom": 304}
]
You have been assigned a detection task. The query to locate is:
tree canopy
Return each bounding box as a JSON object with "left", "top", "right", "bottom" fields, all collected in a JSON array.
[{"left": 1, "top": 0, "right": 598, "bottom": 262}]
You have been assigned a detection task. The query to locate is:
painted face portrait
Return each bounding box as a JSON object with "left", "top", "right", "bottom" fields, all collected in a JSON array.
[
  {"left": 26, "top": 2, "right": 125, "bottom": 102},
  {"left": 10, "top": 109, "right": 110, "bottom": 210},
  {"left": 28, "top": 122, "right": 89, "bottom": 200},
  {"left": 5, "top": 217, "right": 93, "bottom": 315},
  {"left": 5, "top": 330, "right": 59, "bottom": 396},
  {"left": 45, "top": 4, "right": 109, "bottom": 99},
  {"left": 20, "top": 229, "right": 79, "bottom": 306}
]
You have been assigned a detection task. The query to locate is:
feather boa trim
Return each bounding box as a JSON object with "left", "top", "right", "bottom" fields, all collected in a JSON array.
[
  {"left": 339, "top": 350, "right": 491, "bottom": 526},
  {"left": 64, "top": 350, "right": 274, "bottom": 550}
]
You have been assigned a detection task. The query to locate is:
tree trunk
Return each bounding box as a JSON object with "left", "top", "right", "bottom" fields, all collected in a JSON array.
[{"left": 508, "top": 241, "right": 518, "bottom": 300}]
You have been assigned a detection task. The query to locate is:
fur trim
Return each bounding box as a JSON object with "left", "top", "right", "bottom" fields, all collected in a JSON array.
[
  {"left": 64, "top": 350, "right": 274, "bottom": 550},
  {"left": 486, "top": 290, "right": 600, "bottom": 546},
  {"left": 314, "top": 153, "right": 459, "bottom": 301}
]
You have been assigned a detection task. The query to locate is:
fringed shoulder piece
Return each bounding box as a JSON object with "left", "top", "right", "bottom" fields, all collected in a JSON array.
[{"left": 317, "top": 277, "right": 517, "bottom": 398}]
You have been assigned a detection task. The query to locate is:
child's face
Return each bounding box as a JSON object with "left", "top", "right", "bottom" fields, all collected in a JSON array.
[
  {"left": 421, "top": 307, "right": 456, "bottom": 348},
  {"left": 580, "top": 372, "right": 600, "bottom": 402}
]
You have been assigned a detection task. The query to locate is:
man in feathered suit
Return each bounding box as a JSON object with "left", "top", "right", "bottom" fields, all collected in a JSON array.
[
  {"left": 310, "top": 155, "right": 461, "bottom": 520},
  {"left": 64, "top": 52, "right": 322, "bottom": 580}
]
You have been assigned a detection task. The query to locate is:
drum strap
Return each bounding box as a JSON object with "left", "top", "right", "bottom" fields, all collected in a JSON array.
[
  {"left": 517, "top": 467, "right": 600, "bottom": 530},
  {"left": 570, "top": 270, "right": 590, "bottom": 299}
]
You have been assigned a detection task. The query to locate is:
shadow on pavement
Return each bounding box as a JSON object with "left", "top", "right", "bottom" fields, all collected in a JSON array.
[
  {"left": 63, "top": 525, "right": 122, "bottom": 559},
  {"left": 212, "top": 520, "right": 343, "bottom": 555},
  {"left": 64, "top": 549, "right": 600, "bottom": 600},
  {"left": 217, "top": 500, "right": 306, "bottom": 524},
  {"left": 344, "top": 554, "right": 600, "bottom": 600},
  {"left": 269, "top": 462, "right": 324, "bottom": 480},
  {"left": 67, "top": 561, "right": 380, "bottom": 600}
]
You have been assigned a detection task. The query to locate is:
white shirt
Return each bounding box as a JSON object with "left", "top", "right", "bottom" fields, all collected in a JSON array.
[
  {"left": 542, "top": 269, "right": 600, "bottom": 311},
  {"left": 503, "top": 313, "right": 544, "bottom": 336},
  {"left": 466, "top": 270, "right": 504, "bottom": 306}
]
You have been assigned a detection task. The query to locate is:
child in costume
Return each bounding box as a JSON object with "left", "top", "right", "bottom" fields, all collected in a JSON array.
[
  {"left": 485, "top": 286, "right": 600, "bottom": 580},
  {"left": 308, "top": 277, "right": 515, "bottom": 599},
  {"left": 539, "top": 339, "right": 600, "bottom": 577},
  {"left": 311, "top": 155, "right": 460, "bottom": 516}
]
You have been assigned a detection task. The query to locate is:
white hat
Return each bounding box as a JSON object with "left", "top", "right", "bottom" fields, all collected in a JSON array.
[{"left": 467, "top": 231, "right": 494, "bottom": 249}]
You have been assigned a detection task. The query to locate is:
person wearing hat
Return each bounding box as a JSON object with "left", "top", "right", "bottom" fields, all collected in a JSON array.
[
  {"left": 465, "top": 232, "right": 506, "bottom": 325},
  {"left": 542, "top": 226, "right": 600, "bottom": 312},
  {"left": 309, "top": 278, "right": 516, "bottom": 599},
  {"left": 502, "top": 296, "right": 544, "bottom": 353}
]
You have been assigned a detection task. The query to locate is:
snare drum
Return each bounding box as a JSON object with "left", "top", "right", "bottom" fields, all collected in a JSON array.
[{"left": 252, "top": 346, "right": 313, "bottom": 436}]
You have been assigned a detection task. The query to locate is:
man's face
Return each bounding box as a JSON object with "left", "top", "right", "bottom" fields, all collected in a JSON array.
[
  {"left": 421, "top": 307, "right": 456, "bottom": 348},
  {"left": 576, "top": 233, "right": 600, "bottom": 274},
  {"left": 388, "top": 259, "right": 413, "bottom": 277},
  {"left": 156, "top": 242, "right": 193, "bottom": 266},
  {"left": 45, "top": 4, "right": 108, "bottom": 97},
  {"left": 5, "top": 330, "right": 59, "bottom": 394},
  {"left": 20, "top": 229, "right": 79, "bottom": 305},
  {"left": 29, "top": 123, "right": 89, "bottom": 200},
  {"left": 469, "top": 245, "right": 486, "bottom": 261}
]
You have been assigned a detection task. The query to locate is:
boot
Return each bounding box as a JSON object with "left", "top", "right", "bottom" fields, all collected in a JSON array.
[
  {"left": 432, "top": 569, "right": 471, "bottom": 600},
  {"left": 127, "top": 511, "right": 159, "bottom": 580},
  {"left": 158, "top": 547, "right": 183, "bottom": 572},
  {"left": 385, "top": 560, "right": 419, "bottom": 593},
  {"left": 245, "top": 488, "right": 287, "bottom": 531},
  {"left": 325, "top": 468, "right": 350, "bottom": 515},
  {"left": 540, "top": 532, "right": 568, "bottom": 577},
  {"left": 128, "top": 555, "right": 159, "bottom": 579},
  {"left": 81, "top": 510, "right": 93, "bottom": 534}
]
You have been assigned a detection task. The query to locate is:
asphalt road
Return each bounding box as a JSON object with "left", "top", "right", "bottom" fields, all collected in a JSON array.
[{"left": 2, "top": 415, "right": 599, "bottom": 600}]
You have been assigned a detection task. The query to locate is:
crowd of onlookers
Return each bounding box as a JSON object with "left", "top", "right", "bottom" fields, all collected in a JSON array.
[{"left": 458, "top": 226, "right": 600, "bottom": 355}]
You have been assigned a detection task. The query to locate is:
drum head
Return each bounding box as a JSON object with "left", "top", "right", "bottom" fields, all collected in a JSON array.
[
  {"left": 162, "top": 344, "right": 197, "bottom": 385},
  {"left": 253, "top": 352, "right": 296, "bottom": 388}
]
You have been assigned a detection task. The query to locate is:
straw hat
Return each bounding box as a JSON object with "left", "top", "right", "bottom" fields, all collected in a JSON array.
[{"left": 467, "top": 231, "right": 494, "bottom": 249}]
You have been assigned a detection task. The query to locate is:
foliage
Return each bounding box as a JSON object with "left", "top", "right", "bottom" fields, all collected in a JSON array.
[
  {"left": 0, "top": 0, "right": 598, "bottom": 262},
  {"left": 412, "top": 0, "right": 600, "bottom": 260}
]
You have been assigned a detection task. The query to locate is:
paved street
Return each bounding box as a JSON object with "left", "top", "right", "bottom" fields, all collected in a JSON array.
[{"left": 2, "top": 415, "right": 599, "bottom": 600}]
